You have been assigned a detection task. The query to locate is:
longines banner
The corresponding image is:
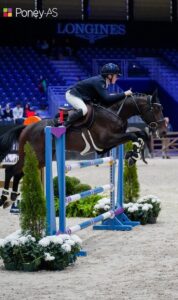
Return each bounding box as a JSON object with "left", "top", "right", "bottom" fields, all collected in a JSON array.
[{"left": 57, "top": 23, "right": 126, "bottom": 43}]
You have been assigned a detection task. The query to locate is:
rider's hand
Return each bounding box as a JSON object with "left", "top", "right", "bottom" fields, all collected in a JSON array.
[{"left": 124, "top": 89, "right": 133, "bottom": 96}]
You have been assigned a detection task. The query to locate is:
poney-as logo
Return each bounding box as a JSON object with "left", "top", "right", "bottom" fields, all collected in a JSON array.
[
  {"left": 3, "top": 8, "right": 13, "bottom": 17},
  {"left": 2, "top": 7, "right": 58, "bottom": 19}
]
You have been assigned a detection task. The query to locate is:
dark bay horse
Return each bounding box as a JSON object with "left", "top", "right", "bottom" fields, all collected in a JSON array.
[{"left": 0, "top": 92, "right": 166, "bottom": 208}]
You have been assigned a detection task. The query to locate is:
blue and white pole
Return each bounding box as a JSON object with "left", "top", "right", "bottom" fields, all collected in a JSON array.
[{"left": 45, "top": 126, "right": 56, "bottom": 235}]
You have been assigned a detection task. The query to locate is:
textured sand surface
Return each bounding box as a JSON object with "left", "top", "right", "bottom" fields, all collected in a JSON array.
[{"left": 0, "top": 158, "right": 178, "bottom": 300}]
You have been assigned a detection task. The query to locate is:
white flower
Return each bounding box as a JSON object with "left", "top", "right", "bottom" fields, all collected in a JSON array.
[
  {"left": 54, "top": 237, "right": 63, "bottom": 245},
  {"left": 138, "top": 195, "right": 160, "bottom": 204},
  {"left": 94, "top": 204, "right": 100, "bottom": 210},
  {"left": 61, "top": 243, "right": 71, "bottom": 253},
  {"left": 0, "top": 230, "right": 26, "bottom": 247},
  {"left": 10, "top": 240, "right": 19, "bottom": 246},
  {"left": 27, "top": 235, "right": 36, "bottom": 242},
  {"left": 44, "top": 252, "right": 55, "bottom": 261},
  {"left": 70, "top": 235, "right": 82, "bottom": 245},
  {"left": 48, "top": 236, "right": 63, "bottom": 245},
  {"left": 18, "top": 236, "right": 29, "bottom": 245},
  {"left": 151, "top": 198, "right": 161, "bottom": 203},
  {"left": 124, "top": 202, "right": 134, "bottom": 208},
  {"left": 60, "top": 234, "right": 71, "bottom": 241},
  {"left": 65, "top": 239, "right": 75, "bottom": 246},
  {"left": 104, "top": 205, "right": 110, "bottom": 211},
  {"left": 128, "top": 204, "right": 139, "bottom": 212},
  {"left": 128, "top": 207, "right": 135, "bottom": 213},
  {"left": 4, "top": 230, "right": 21, "bottom": 243},
  {"left": 137, "top": 197, "right": 147, "bottom": 203},
  {"left": 142, "top": 203, "right": 153, "bottom": 211},
  {"left": 39, "top": 237, "right": 50, "bottom": 247},
  {"left": 0, "top": 239, "right": 5, "bottom": 247},
  {"left": 94, "top": 198, "right": 111, "bottom": 210},
  {"left": 99, "top": 198, "right": 110, "bottom": 205}
]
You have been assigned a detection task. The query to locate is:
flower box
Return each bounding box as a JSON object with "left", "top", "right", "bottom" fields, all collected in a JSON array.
[
  {"left": 0, "top": 231, "right": 82, "bottom": 272},
  {"left": 94, "top": 195, "right": 161, "bottom": 225}
]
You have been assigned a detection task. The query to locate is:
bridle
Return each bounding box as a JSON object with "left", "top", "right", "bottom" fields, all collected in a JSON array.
[
  {"left": 95, "top": 94, "right": 165, "bottom": 130},
  {"left": 120, "top": 94, "right": 165, "bottom": 130}
]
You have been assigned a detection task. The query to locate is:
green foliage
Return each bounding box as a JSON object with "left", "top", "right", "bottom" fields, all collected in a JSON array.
[
  {"left": 124, "top": 142, "right": 140, "bottom": 203},
  {"left": 66, "top": 194, "right": 102, "bottom": 218},
  {"left": 20, "top": 142, "right": 46, "bottom": 240},
  {"left": 74, "top": 183, "right": 91, "bottom": 194},
  {"left": 53, "top": 175, "right": 102, "bottom": 217},
  {"left": 53, "top": 176, "right": 90, "bottom": 197}
]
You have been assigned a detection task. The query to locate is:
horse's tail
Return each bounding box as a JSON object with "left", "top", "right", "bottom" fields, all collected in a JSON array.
[{"left": 0, "top": 124, "right": 25, "bottom": 162}]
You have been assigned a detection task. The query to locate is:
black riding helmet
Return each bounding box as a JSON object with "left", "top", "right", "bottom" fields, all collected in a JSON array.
[{"left": 101, "top": 63, "right": 121, "bottom": 77}]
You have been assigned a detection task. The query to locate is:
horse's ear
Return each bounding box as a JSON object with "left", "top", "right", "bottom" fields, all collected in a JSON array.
[{"left": 152, "top": 89, "right": 158, "bottom": 103}]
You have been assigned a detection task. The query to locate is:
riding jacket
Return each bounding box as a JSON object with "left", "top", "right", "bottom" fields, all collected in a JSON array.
[{"left": 68, "top": 75, "right": 125, "bottom": 104}]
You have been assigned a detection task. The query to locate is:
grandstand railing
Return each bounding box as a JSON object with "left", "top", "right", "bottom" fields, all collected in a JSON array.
[{"left": 152, "top": 132, "right": 178, "bottom": 157}]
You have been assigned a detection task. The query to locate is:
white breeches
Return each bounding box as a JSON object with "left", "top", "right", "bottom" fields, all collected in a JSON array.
[{"left": 65, "top": 91, "right": 88, "bottom": 116}]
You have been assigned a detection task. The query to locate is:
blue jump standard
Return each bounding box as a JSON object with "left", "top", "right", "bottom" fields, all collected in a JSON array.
[
  {"left": 93, "top": 212, "right": 140, "bottom": 231},
  {"left": 93, "top": 143, "right": 140, "bottom": 230},
  {"left": 45, "top": 126, "right": 140, "bottom": 257}
]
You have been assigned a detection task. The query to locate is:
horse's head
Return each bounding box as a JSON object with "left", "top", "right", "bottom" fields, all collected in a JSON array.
[{"left": 136, "top": 90, "right": 167, "bottom": 138}]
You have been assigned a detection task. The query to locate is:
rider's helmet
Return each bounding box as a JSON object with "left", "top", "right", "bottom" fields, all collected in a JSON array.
[{"left": 101, "top": 63, "right": 121, "bottom": 77}]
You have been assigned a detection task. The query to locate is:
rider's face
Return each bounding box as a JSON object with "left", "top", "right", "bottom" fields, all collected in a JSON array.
[
  {"left": 111, "top": 74, "right": 118, "bottom": 84},
  {"left": 107, "top": 74, "right": 118, "bottom": 84}
]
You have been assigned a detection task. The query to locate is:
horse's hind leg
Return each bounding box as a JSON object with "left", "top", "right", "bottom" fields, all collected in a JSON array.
[
  {"left": 0, "top": 165, "right": 14, "bottom": 207},
  {"left": 4, "top": 172, "right": 24, "bottom": 209}
]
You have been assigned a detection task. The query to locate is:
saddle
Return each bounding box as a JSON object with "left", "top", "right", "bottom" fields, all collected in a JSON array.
[{"left": 59, "top": 104, "right": 94, "bottom": 129}]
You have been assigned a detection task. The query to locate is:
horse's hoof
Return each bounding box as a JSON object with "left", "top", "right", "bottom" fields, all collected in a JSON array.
[
  {"left": 128, "top": 157, "right": 136, "bottom": 167},
  {"left": 131, "top": 151, "right": 141, "bottom": 160},
  {"left": 3, "top": 200, "right": 13, "bottom": 209},
  {"left": 0, "top": 199, "right": 4, "bottom": 207}
]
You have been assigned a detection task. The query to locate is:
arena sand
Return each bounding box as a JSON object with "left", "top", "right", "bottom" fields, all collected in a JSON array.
[{"left": 0, "top": 158, "right": 178, "bottom": 300}]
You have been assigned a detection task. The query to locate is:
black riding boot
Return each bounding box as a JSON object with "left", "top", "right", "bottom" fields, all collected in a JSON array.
[{"left": 64, "top": 109, "right": 83, "bottom": 127}]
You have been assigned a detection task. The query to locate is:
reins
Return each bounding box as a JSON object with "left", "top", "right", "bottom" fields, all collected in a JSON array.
[
  {"left": 116, "top": 94, "right": 165, "bottom": 130},
  {"left": 93, "top": 103, "right": 119, "bottom": 119},
  {"left": 94, "top": 93, "right": 164, "bottom": 130}
]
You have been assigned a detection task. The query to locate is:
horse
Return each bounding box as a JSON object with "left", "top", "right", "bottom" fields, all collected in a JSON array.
[{"left": 0, "top": 91, "right": 166, "bottom": 208}]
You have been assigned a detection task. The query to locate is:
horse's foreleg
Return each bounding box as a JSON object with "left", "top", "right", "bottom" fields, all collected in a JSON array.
[
  {"left": 0, "top": 165, "right": 14, "bottom": 207},
  {"left": 111, "top": 132, "right": 144, "bottom": 167}
]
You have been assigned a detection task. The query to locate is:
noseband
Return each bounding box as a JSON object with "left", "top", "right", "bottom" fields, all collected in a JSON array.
[{"left": 130, "top": 95, "right": 165, "bottom": 130}]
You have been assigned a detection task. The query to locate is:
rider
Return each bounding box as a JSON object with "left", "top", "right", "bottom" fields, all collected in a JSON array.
[{"left": 64, "top": 63, "right": 133, "bottom": 127}]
